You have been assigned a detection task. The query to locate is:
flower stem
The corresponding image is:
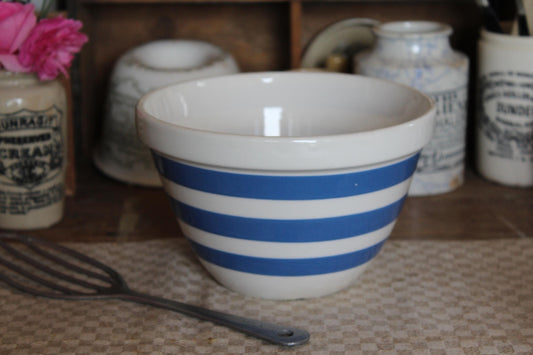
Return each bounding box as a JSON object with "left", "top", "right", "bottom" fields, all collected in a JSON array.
[{"left": 38, "top": 0, "right": 53, "bottom": 19}]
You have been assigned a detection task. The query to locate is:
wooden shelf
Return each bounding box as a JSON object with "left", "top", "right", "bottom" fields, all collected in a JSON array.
[{"left": 21, "top": 160, "right": 533, "bottom": 243}]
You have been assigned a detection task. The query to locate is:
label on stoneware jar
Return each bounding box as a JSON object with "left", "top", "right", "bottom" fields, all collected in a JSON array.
[
  {"left": 102, "top": 80, "right": 150, "bottom": 169},
  {"left": 415, "top": 85, "right": 468, "bottom": 174},
  {"left": 0, "top": 106, "right": 64, "bottom": 215},
  {"left": 479, "top": 70, "right": 533, "bottom": 162}
]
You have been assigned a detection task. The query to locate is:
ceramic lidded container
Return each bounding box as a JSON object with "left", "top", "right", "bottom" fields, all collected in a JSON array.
[
  {"left": 356, "top": 21, "right": 469, "bottom": 196},
  {"left": 94, "top": 40, "right": 239, "bottom": 186}
]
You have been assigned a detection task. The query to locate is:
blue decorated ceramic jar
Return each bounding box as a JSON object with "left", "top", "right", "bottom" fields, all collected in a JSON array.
[{"left": 356, "top": 21, "right": 469, "bottom": 196}]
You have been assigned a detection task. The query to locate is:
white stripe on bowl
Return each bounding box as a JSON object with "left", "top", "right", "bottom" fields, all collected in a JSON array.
[
  {"left": 179, "top": 220, "right": 394, "bottom": 258},
  {"left": 162, "top": 177, "right": 411, "bottom": 219}
]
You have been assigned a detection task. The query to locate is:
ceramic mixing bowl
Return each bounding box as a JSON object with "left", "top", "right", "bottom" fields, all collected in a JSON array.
[{"left": 136, "top": 72, "right": 435, "bottom": 300}]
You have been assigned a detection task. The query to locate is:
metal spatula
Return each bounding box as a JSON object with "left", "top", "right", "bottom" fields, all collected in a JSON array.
[{"left": 0, "top": 233, "right": 309, "bottom": 347}]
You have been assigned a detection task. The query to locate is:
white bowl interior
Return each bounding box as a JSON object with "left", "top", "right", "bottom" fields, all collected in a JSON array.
[
  {"left": 133, "top": 40, "right": 226, "bottom": 70},
  {"left": 141, "top": 73, "right": 432, "bottom": 137},
  {"left": 137, "top": 72, "right": 435, "bottom": 171}
]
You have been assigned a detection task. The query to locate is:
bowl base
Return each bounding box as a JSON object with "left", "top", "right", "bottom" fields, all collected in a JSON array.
[{"left": 198, "top": 258, "right": 372, "bottom": 300}]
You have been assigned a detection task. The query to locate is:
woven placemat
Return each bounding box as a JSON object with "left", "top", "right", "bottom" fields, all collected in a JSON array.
[{"left": 1, "top": 237, "right": 532, "bottom": 354}]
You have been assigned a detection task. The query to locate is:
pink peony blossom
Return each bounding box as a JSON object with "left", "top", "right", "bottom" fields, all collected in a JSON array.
[
  {"left": 18, "top": 16, "right": 88, "bottom": 80},
  {"left": 0, "top": 2, "right": 36, "bottom": 72}
]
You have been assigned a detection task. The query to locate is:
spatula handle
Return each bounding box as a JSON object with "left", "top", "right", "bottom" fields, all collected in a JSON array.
[{"left": 119, "top": 290, "right": 310, "bottom": 347}]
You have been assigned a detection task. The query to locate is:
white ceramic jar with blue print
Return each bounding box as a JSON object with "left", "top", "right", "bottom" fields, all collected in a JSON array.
[{"left": 355, "top": 21, "right": 469, "bottom": 195}]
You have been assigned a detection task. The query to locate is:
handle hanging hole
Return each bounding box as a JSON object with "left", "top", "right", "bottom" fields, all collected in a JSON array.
[{"left": 278, "top": 329, "right": 295, "bottom": 337}]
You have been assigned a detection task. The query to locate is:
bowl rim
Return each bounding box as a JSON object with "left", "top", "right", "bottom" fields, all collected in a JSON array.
[
  {"left": 122, "top": 39, "right": 234, "bottom": 73},
  {"left": 136, "top": 71, "right": 436, "bottom": 171}
]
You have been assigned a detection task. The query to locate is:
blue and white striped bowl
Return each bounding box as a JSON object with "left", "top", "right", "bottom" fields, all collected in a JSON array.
[{"left": 136, "top": 72, "right": 435, "bottom": 299}]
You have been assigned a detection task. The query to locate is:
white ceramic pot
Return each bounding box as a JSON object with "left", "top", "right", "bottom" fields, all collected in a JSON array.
[
  {"left": 136, "top": 72, "right": 436, "bottom": 299},
  {"left": 94, "top": 40, "right": 239, "bottom": 186},
  {"left": 476, "top": 30, "right": 533, "bottom": 187},
  {"left": 356, "top": 21, "right": 469, "bottom": 196}
]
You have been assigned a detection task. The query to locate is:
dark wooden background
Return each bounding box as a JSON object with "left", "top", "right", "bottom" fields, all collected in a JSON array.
[{"left": 20, "top": 0, "right": 530, "bottom": 243}]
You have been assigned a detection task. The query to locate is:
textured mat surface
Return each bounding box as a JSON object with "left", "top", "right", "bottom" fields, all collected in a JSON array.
[{"left": 1, "top": 238, "right": 532, "bottom": 354}]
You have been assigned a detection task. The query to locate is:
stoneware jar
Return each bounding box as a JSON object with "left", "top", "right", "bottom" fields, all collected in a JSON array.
[
  {"left": 0, "top": 70, "right": 68, "bottom": 230},
  {"left": 476, "top": 30, "right": 533, "bottom": 187},
  {"left": 94, "top": 39, "right": 239, "bottom": 187},
  {"left": 356, "top": 21, "right": 469, "bottom": 196}
]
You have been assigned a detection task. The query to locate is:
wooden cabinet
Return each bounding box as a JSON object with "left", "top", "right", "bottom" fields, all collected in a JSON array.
[
  {"left": 73, "top": 0, "right": 481, "bottom": 157},
  {"left": 34, "top": 0, "right": 529, "bottom": 244}
]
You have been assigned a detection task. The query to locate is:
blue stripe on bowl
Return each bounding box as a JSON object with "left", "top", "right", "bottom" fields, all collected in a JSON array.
[
  {"left": 188, "top": 239, "right": 385, "bottom": 276},
  {"left": 173, "top": 196, "right": 405, "bottom": 242},
  {"left": 153, "top": 153, "right": 419, "bottom": 200}
]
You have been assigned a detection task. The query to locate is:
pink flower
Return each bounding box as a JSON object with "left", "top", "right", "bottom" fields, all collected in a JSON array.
[
  {"left": 0, "top": 2, "right": 36, "bottom": 72},
  {"left": 18, "top": 16, "right": 88, "bottom": 80}
]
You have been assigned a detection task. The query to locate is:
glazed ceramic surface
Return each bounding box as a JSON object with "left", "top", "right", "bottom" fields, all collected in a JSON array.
[
  {"left": 356, "top": 21, "right": 469, "bottom": 195},
  {"left": 477, "top": 30, "right": 533, "bottom": 186},
  {"left": 0, "top": 71, "right": 67, "bottom": 229},
  {"left": 136, "top": 72, "right": 436, "bottom": 299},
  {"left": 94, "top": 40, "right": 239, "bottom": 186},
  {"left": 301, "top": 18, "right": 378, "bottom": 72}
]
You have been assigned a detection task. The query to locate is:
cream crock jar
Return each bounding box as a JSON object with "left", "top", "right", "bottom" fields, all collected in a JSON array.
[
  {"left": 356, "top": 21, "right": 469, "bottom": 196},
  {"left": 476, "top": 30, "right": 533, "bottom": 187},
  {"left": 0, "top": 70, "right": 68, "bottom": 230}
]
